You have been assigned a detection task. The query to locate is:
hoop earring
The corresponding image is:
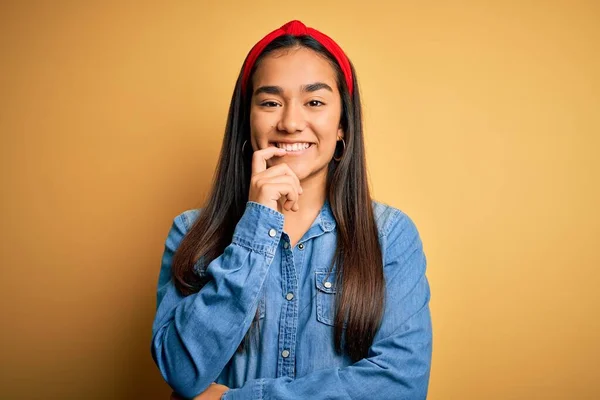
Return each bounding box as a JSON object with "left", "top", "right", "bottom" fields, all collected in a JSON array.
[
  {"left": 333, "top": 138, "right": 346, "bottom": 162},
  {"left": 242, "top": 140, "right": 248, "bottom": 154}
]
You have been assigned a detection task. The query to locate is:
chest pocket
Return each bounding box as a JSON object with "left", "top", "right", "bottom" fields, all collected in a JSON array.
[{"left": 315, "top": 270, "right": 339, "bottom": 326}]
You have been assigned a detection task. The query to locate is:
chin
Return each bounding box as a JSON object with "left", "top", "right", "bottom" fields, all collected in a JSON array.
[
  {"left": 268, "top": 158, "right": 323, "bottom": 181},
  {"left": 293, "top": 163, "right": 329, "bottom": 183},
  {"left": 288, "top": 164, "right": 311, "bottom": 180}
]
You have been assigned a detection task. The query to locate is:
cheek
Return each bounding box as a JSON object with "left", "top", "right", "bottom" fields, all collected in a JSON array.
[
  {"left": 312, "top": 109, "right": 340, "bottom": 128},
  {"left": 249, "top": 110, "right": 272, "bottom": 141},
  {"left": 312, "top": 110, "right": 341, "bottom": 149},
  {"left": 310, "top": 100, "right": 342, "bottom": 133},
  {"left": 320, "top": 139, "right": 338, "bottom": 156}
]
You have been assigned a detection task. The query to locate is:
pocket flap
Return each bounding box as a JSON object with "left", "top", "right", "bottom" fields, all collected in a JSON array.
[{"left": 315, "top": 271, "right": 337, "bottom": 294}]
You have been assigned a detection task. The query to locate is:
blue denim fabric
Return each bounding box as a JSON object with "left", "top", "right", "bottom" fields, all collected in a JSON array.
[{"left": 151, "top": 200, "right": 432, "bottom": 399}]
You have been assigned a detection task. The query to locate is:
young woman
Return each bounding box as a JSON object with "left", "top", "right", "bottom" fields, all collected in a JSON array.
[{"left": 151, "top": 20, "right": 432, "bottom": 400}]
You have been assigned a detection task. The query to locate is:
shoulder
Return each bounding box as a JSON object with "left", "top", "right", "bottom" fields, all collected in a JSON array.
[
  {"left": 179, "top": 208, "right": 203, "bottom": 231},
  {"left": 371, "top": 199, "right": 419, "bottom": 238},
  {"left": 371, "top": 199, "right": 425, "bottom": 265},
  {"left": 171, "top": 208, "right": 203, "bottom": 233},
  {"left": 163, "top": 208, "right": 204, "bottom": 252}
]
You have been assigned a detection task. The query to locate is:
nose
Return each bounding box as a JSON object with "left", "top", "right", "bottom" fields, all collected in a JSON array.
[{"left": 277, "top": 102, "right": 306, "bottom": 133}]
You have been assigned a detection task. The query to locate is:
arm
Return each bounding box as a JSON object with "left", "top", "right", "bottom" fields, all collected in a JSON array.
[
  {"left": 223, "top": 210, "right": 433, "bottom": 400},
  {"left": 151, "top": 202, "right": 285, "bottom": 399}
]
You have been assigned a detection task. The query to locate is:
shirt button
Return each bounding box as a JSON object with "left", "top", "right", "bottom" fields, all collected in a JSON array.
[
  {"left": 324, "top": 281, "right": 332, "bottom": 289},
  {"left": 283, "top": 242, "right": 289, "bottom": 249},
  {"left": 281, "top": 349, "right": 290, "bottom": 358},
  {"left": 268, "top": 228, "right": 277, "bottom": 237},
  {"left": 298, "top": 243, "right": 304, "bottom": 250},
  {"left": 286, "top": 292, "right": 294, "bottom": 301}
]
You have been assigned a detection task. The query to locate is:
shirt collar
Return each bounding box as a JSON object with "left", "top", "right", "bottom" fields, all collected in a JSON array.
[
  {"left": 295, "top": 198, "right": 336, "bottom": 245},
  {"left": 319, "top": 198, "right": 336, "bottom": 232}
]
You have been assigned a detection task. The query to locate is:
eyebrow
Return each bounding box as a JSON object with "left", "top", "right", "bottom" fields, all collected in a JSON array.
[
  {"left": 302, "top": 82, "right": 333, "bottom": 93},
  {"left": 254, "top": 82, "right": 333, "bottom": 96}
]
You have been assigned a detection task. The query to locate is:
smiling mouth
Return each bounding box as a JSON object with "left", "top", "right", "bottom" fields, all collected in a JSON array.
[{"left": 270, "top": 142, "right": 315, "bottom": 152}]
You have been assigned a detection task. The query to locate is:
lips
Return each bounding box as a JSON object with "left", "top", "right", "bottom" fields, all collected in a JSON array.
[
  {"left": 268, "top": 142, "right": 314, "bottom": 156},
  {"left": 273, "top": 142, "right": 312, "bottom": 151}
]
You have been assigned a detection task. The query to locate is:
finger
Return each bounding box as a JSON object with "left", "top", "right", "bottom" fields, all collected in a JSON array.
[
  {"left": 257, "top": 176, "right": 302, "bottom": 211},
  {"left": 251, "top": 145, "right": 287, "bottom": 175},
  {"left": 252, "top": 163, "right": 303, "bottom": 194},
  {"left": 263, "top": 182, "right": 299, "bottom": 210},
  {"left": 254, "top": 175, "right": 298, "bottom": 190},
  {"left": 284, "top": 198, "right": 300, "bottom": 212}
]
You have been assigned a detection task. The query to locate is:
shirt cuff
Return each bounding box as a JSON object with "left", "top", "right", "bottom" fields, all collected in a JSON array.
[
  {"left": 221, "top": 378, "right": 265, "bottom": 400},
  {"left": 232, "top": 201, "right": 284, "bottom": 257}
]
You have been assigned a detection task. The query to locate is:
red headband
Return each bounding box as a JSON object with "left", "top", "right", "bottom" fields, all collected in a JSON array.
[{"left": 241, "top": 20, "right": 353, "bottom": 96}]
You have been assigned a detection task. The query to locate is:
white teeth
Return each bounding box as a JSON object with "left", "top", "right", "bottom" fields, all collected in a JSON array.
[{"left": 276, "top": 142, "right": 311, "bottom": 151}]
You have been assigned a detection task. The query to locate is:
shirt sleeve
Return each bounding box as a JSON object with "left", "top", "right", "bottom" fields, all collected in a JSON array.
[
  {"left": 151, "top": 201, "right": 285, "bottom": 399},
  {"left": 222, "top": 210, "right": 433, "bottom": 400}
]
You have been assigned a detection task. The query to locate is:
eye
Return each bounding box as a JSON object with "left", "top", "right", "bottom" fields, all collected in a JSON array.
[
  {"left": 307, "top": 100, "right": 325, "bottom": 107},
  {"left": 260, "top": 101, "right": 280, "bottom": 108}
]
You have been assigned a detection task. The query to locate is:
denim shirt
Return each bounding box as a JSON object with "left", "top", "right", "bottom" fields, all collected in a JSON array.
[{"left": 151, "top": 200, "right": 432, "bottom": 399}]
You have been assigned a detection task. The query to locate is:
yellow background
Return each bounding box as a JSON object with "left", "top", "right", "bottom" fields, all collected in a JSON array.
[{"left": 1, "top": 1, "right": 598, "bottom": 399}]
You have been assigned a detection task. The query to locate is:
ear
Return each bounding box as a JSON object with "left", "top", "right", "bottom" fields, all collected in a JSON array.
[{"left": 337, "top": 126, "right": 344, "bottom": 140}]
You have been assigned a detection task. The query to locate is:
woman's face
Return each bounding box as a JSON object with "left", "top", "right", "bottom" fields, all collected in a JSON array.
[{"left": 249, "top": 47, "right": 344, "bottom": 182}]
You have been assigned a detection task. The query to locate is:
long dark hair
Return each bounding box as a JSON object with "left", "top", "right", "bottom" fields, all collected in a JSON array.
[{"left": 171, "top": 35, "right": 385, "bottom": 362}]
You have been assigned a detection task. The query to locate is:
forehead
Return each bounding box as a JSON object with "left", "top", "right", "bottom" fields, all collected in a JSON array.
[{"left": 252, "top": 47, "right": 338, "bottom": 90}]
